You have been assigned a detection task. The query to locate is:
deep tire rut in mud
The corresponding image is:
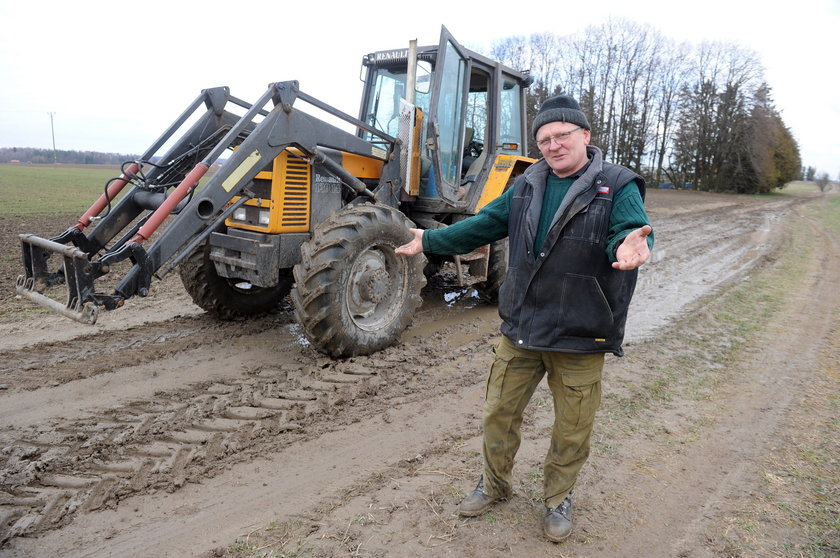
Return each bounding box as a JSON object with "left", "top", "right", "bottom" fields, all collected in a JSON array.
[
  {"left": 0, "top": 304, "right": 492, "bottom": 546},
  {"left": 0, "top": 315, "right": 244, "bottom": 389}
]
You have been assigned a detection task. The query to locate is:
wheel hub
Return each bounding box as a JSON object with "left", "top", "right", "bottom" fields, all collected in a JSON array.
[
  {"left": 348, "top": 250, "right": 397, "bottom": 319},
  {"left": 359, "top": 266, "right": 391, "bottom": 304}
]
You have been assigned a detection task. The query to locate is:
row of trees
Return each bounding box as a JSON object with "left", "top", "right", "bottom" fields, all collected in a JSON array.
[
  {"left": 489, "top": 19, "right": 802, "bottom": 194},
  {"left": 0, "top": 147, "right": 138, "bottom": 165}
]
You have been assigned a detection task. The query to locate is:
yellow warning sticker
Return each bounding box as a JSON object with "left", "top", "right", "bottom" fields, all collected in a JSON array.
[{"left": 222, "top": 149, "right": 262, "bottom": 193}]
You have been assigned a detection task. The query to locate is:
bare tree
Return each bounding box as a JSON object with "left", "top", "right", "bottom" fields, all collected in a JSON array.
[
  {"left": 556, "top": 18, "right": 666, "bottom": 170},
  {"left": 649, "top": 42, "right": 691, "bottom": 185},
  {"left": 815, "top": 172, "right": 831, "bottom": 193},
  {"left": 490, "top": 35, "right": 528, "bottom": 72}
]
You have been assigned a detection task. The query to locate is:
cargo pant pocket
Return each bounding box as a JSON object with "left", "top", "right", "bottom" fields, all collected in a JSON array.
[{"left": 551, "top": 352, "right": 604, "bottom": 428}]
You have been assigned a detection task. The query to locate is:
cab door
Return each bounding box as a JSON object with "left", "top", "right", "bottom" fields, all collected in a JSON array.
[{"left": 426, "top": 26, "right": 470, "bottom": 204}]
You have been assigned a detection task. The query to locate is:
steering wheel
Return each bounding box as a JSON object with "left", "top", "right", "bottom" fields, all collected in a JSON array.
[{"left": 465, "top": 140, "right": 483, "bottom": 158}]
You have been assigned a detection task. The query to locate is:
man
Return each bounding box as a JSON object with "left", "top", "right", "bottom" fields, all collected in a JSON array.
[{"left": 395, "top": 94, "right": 653, "bottom": 542}]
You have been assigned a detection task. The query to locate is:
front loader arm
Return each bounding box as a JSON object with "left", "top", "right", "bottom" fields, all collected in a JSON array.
[{"left": 17, "top": 81, "right": 395, "bottom": 324}]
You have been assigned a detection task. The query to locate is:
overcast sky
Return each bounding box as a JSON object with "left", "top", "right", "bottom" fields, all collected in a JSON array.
[{"left": 1, "top": 0, "right": 838, "bottom": 178}]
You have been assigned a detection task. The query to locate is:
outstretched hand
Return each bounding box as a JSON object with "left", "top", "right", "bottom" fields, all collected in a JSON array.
[
  {"left": 612, "top": 225, "right": 652, "bottom": 270},
  {"left": 395, "top": 228, "right": 424, "bottom": 257}
]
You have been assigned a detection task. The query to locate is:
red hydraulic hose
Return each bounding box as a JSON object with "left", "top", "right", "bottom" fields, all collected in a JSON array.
[
  {"left": 76, "top": 162, "right": 141, "bottom": 229},
  {"left": 131, "top": 163, "right": 209, "bottom": 243}
]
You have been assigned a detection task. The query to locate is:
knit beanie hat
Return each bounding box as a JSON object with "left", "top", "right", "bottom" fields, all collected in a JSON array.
[{"left": 531, "top": 94, "right": 591, "bottom": 138}]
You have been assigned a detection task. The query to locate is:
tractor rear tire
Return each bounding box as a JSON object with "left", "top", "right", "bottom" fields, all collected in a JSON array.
[
  {"left": 474, "top": 237, "right": 508, "bottom": 303},
  {"left": 179, "top": 237, "right": 292, "bottom": 319},
  {"left": 292, "top": 204, "right": 426, "bottom": 358}
]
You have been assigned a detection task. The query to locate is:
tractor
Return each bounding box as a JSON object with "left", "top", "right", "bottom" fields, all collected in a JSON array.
[{"left": 17, "top": 26, "right": 535, "bottom": 357}]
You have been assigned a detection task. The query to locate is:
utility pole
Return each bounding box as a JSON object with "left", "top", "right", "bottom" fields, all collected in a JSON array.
[{"left": 48, "top": 112, "right": 57, "bottom": 164}]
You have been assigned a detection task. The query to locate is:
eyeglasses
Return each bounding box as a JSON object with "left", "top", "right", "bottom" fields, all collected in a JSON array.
[{"left": 536, "top": 126, "right": 582, "bottom": 148}]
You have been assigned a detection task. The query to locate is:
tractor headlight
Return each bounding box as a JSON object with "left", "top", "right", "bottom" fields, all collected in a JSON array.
[
  {"left": 233, "top": 207, "right": 247, "bottom": 222},
  {"left": 258, "top": 209, "right": 270, "bottom": 225}
]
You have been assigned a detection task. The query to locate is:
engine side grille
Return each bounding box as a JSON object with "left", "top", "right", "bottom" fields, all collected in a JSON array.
[{"left": 278, "top": 155, "right": 310, "bottom": 232}]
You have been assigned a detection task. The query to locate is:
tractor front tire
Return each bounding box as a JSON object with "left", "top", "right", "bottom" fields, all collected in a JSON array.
[{"left": 292, "top": 204, "right": 426, "bottom": 358}]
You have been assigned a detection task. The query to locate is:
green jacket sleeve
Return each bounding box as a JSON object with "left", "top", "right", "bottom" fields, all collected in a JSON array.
[
  {"left": 422, "top": 188, "right": 512, "bottom": 255},
  {"left": 605, "top": 180, "right": 654, "bottom": 262}
]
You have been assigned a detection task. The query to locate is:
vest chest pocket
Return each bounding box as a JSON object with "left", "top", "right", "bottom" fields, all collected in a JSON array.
[{"left": 562, "top": 200, "right": 610, "bottom": 243}]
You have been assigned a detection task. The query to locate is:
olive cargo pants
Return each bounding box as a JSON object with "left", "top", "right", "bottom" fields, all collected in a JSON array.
[{"left": 482, "top": 336, "right": 604, "bottom": 509}]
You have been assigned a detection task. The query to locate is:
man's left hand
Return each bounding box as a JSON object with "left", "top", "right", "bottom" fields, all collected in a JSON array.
[{"left": 613, "top": 225, "right": 652, "bottom": 270}]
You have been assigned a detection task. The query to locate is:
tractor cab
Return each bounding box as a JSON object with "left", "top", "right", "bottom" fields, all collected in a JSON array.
[
  {"left": 15, "top": 26, "right": 534, "bottom": 358},
  {"left": 359, "top": 27, "right": 533, "bottom": 210}
]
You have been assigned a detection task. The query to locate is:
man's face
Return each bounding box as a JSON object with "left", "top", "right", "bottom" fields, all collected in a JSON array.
[{"left": 536, "top": 121, "right": 591, "bottom": 178}]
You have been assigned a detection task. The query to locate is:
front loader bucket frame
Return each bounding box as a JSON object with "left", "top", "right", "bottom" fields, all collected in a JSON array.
[
  {"left": 17, "top": 234, "right": 99, "bottom": 323},
  {"left": 15, "top": 81, "right": 397, "bottom": 324}
]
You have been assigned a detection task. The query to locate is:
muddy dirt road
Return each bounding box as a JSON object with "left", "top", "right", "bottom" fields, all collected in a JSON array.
[{"left": 1, "top": 188, "right": 837, "bottom": 557}]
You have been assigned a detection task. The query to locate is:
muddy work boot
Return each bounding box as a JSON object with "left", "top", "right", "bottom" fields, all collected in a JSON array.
[
  {"left": 543, "top": 494, "right": 573, "bottom": 542},
  {"left": 457, "top": 476, "right": 500, "bottom": 517}
]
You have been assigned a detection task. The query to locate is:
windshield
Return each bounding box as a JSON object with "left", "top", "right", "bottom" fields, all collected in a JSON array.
[{"left": 362, "top": 67, "right": 432, "bottom": 141}]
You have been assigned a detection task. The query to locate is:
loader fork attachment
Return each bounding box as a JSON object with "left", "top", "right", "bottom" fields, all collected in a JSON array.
[
  {"left": 13, "top": 81, "right": 394, "bottom": 325},
  {"left": 16, "top": 234, "right": 103, "bottom": 324}
]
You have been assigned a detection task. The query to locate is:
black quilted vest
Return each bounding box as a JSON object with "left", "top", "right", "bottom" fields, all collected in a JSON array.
[{"left": 498, "top": 148, "right": 646, "bottom": 356}]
